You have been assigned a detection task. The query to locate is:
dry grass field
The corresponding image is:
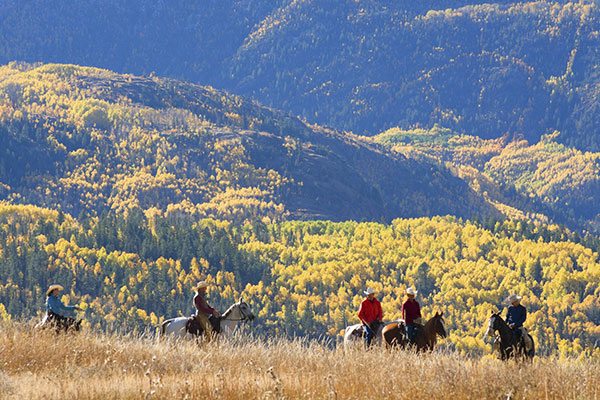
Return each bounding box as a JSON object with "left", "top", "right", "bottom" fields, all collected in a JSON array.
[{"left": 0, "top": 322, "right": 598, "bottom": 400}]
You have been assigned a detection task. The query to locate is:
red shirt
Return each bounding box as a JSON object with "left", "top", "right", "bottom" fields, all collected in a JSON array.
[
  {"left": 402, "top": 299, "right": 422, "bottom": 324},
  {"left": 194, "top": 293, "right": 216, "bottom": 315},
  {"left": 358, "top": 298, "right": 383, "bottom": 324}
]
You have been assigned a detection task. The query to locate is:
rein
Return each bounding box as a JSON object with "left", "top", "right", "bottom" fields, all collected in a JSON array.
[{"left": 220, "top": 304, "right": 252, "bottom": 323}]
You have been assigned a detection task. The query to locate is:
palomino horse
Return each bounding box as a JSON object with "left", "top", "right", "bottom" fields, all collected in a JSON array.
[
  {"left": 160, "top": 299, "right": 255, "bottom": 339},
  {"left": 343, "top": 322, "right": 388, "bottom": 349},
  {"left": 485, "top": 312, "right": 535, "bottom": 361},
  {"left": 382, "top": 312, "right": 447, "bottom": 351}
]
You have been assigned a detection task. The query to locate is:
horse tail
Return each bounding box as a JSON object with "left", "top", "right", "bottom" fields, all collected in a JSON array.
[{"left": 160, "top": 319, "right": 172, "bottom": 337}]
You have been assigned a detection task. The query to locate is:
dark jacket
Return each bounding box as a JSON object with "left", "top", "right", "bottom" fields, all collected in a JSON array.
[{"left": 506, "top": 304, "right": 526, "bottom": 328}]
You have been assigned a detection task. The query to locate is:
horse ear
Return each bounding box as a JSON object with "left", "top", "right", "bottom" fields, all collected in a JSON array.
[{"left": 238, "top": 296, "right": 243, "bottom": 303}]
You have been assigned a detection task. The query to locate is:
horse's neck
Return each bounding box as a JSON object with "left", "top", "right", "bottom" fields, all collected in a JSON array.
[
  {"left": 219, "top": 306, "right": 241, "bottom": 334},
  {"left": 424, "top": 318, "right": 436, "bottom": 336},
  {"left": 423, "top": 318, "right": 438, "bottom": 345},
  {"left": 495, "top": 316, "right": 513, "bottom": 342}
]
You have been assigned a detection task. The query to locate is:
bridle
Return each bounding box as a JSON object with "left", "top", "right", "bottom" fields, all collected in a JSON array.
[{"left": 221, "top": 302, "right": 254, "bottom": 323}]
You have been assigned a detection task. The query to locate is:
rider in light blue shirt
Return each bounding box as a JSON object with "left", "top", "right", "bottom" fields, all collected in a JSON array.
[{"left": 46, "top": 284, "right": 80, "bottom": 318}]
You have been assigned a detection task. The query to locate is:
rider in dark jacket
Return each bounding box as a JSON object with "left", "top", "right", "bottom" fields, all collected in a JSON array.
[{"left": 506, "top": 294, "right": 527, "bottom": 342}]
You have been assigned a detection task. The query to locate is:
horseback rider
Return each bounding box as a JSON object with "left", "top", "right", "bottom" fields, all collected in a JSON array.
[
  {"left": 357, "top": 287, "right": 383, "bottom": 347},
  {"left": 505, "top": 294, "right": 532, "bottom": 350},
  {"left": 45, "top": 284, "right": 81, "bottom": 326},
  {"left": 193, "top": 281, "right": 221, "bottom": 338},
  {"left": 401, "top": 287, "right": 422, "bottom": 343}
]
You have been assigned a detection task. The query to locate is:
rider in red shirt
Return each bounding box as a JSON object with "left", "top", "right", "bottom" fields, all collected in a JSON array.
[
  {"left": 358, "top": 287, "right": 383, "bottom": 347},
  {"left": 401, "top": 287, "right": 422, "bottom": 343}
]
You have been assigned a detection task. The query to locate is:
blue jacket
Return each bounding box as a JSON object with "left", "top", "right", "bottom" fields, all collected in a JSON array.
[
  {"left": 46, "top": 294, "right": 77, "bottom": 318},
  {"left": 506, "top": 304, "right": 526, "bottom": 328}
]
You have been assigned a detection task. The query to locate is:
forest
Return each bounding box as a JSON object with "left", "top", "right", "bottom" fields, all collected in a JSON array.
[{"left": 0, "top": 204, "right": 598, "bottom": 357}]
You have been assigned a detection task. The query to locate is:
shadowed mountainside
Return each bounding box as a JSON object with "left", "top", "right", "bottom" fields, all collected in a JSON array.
[
  {"left": 0, "top": 63, "right": 494, "bottom": 221},
  {"left": 0, "top": 1, "right": 599, "bottom": 150}
]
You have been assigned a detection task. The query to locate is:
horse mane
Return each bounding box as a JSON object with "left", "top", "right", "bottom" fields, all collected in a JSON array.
[
  {"left": 221, "top": 300, "right": 244, "bottom": 319},
  {"left": 492, "top": 312, "right": 510, "bottom": 330}
]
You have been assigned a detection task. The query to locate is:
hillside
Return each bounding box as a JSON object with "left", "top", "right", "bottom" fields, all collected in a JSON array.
[
  {"left": 374, "top": 127, "right": 600, "bottom": 232},
  {"left": 1, "top": 204, "right": 598, "bottom": 356},
  {"left": 0, "top": 63, "right": 493, "bottom": 221},
  {"left": 1, "top": 322, "right": 599, "bottom": 399},
  {"left": 1, "top": 1, "right": 599, "bottom": 150}
]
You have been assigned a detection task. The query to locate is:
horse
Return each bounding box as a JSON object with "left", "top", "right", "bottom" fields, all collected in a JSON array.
[
  {"left": 343, "top": 322, "right": 389, "bottom": 349},
  {"left": 485, "top": 312, "right": 535, "bottom": 361},
  {"left": 36, "top": 312, "right": 82, "bottom": 333},
  {"left": 160, "top": 298, "right": 255, "bottom": 339},
  {"left": 382, "top": 312, "right": 447, "bottom": 351}
]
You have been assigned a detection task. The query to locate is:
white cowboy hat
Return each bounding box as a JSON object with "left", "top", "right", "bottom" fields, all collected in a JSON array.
[
  {"left": 363, "top": 288, "right": 376, "bottom": 295},
  {"left": 196, "top": 281, "right": 209, "bottom": 291},
  {"left": 506, "top": 294, "right": 522, "bottom": 304},
  {"left": 46, "top": 284, "right": 64, "bottom": 297},
  {"left": 406, "top": 287, "right": 418, "bottom": 296}
]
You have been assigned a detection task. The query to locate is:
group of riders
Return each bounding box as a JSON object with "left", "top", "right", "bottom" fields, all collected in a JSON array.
[
  {"left": 41, "top": 281, "right": 533, "bottom": 352},
  {"left": 357, "top": 286, "right": 533, "bottom": 351},
  {"left": 41, "top": 281, "right": 222, "bottom": 337}
]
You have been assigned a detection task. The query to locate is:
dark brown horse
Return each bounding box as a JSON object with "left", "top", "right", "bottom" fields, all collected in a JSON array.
[
  {"left": 382, "top": 312, "right": 447, "bottom": 351},
  {"left": 485, "top": 312, "right": 535, "bottom": 361},
  {"left": 37, "top": 312, "right": 82, "bottom": 333}
]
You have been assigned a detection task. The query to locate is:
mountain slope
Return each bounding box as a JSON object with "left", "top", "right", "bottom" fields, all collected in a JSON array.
[
  {"left": 374, "top": 127, "right": 600, "bottom": 232},
  {"left": 0, "top": 1, "right": 599, "bottom": 150},
  {"left": 0, "top": 63, "right": 495, "bottom": 222}
]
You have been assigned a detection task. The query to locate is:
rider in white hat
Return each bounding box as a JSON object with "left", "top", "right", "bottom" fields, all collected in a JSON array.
[
  {"left": 505, "top": 294, "right": 529, "bottom": 348},
  {"left": 357, "top": 287, "right": 383, "bottom": 347},
  {"left": 193, "top": 281, "right": 221, "bottom": 339},
  {"left": 401, "top": 287, "right": 422, "bottom": 343}
]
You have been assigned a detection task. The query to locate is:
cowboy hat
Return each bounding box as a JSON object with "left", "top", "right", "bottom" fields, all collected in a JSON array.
[
  {"left": 406, "top": 287, "right": 418, "bottom": 296},
  {"left": 506, "top": 294, "right": 522, "bottom": 304},
  {"left": 46, "top": 284, "right": 64, "bottom": 297},
  {"left": 196, "top": 281, "right": 209, "bottom": 291},
  {"left": 363, "top": 288, "right": 376, "bottom": 295}
]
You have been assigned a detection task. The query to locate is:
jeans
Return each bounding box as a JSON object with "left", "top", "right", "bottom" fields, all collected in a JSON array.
[
  {"left": 406, "top": 323, "right": 418, "bottom": 343},
  {"left": 364, "top": 321, "right": 382, "bottom": 347}
]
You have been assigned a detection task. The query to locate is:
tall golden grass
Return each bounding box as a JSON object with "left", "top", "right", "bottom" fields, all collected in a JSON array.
[{"left": 0, "top": 321, "right": 598, "bottom": 400}]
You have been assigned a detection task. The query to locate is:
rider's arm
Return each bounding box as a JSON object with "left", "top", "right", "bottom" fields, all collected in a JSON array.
[
  {"left": 194, "top": 295, "right": 216, "bottom": 315},
  {"left": 357, "top": 302, "right": 367, "bottom": 325},
  {"left": 47, "top": 296, "right": 76, "bottom": 315}
]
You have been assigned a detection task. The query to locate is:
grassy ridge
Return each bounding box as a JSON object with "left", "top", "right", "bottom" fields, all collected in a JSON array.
[{"left": 1, "top": 322, "right": 599, "bottom": 399}]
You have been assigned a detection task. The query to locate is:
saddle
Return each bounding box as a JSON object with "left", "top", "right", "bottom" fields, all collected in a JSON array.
[
  {"left": 397, "top": 319, "right": 423, "bottom": 341},
  {"left": 185, "top": 315, "right": 221, "bottom": 336}
]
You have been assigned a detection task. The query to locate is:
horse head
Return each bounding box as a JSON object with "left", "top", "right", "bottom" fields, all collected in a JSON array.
[
  {"left": 233, "top": 297, "right": 255, "bottom": 322},
  {"left": 485, "top": 311, "right": 503, "bottom": 337},
  {"left": 434, "top": 311, "right": 447, "bottom": 338}
]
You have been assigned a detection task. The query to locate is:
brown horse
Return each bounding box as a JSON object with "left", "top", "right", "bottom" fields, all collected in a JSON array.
[{"left": 382, "top": 312, "right": 447, "bottom": 351}]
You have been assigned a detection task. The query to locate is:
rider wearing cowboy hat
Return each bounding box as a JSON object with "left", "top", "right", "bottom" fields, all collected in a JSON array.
[
  {"left": 401, "top": 287, "right": 422, "bottom": 343},
  {"left": 358, "top": 287, "right": 383, "bottom": 347},
  {"left": 45, "top": 284, "right": 81, "bottom": 321},
  {"left": 505, "top": 294, "right": 529, "bottom": 348},
  {"left": 193, "top": 281, "right": 221, "bottom": 338}
]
